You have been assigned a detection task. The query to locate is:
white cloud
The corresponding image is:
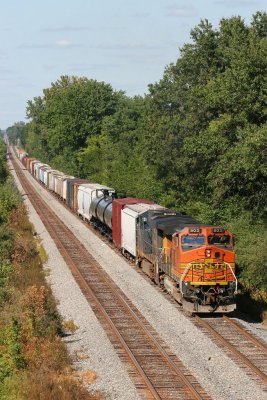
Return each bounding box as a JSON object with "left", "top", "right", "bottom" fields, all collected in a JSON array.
[{"left": 55, "top": 39, "right": 72, "bottom": 48}]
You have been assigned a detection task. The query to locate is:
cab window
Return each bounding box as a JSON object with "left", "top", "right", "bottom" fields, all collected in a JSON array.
[
  {"left": 181, "top": 235, "right": 205, "bottom": 251},
  {"left": 208, "top": 235, "right": 231, "bottom": 246}
]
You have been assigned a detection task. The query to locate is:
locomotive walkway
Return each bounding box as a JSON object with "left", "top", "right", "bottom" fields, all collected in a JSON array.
[{"left": 10, "top": 150, "right": 211, "bottom": 400}]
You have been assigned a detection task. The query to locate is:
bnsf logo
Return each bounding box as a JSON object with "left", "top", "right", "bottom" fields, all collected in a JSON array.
[{"left": 192, "top": 263, "right": 225, "bottom": 270}]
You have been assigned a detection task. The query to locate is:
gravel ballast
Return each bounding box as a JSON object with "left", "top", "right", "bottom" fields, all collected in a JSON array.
[
  {"left": 233, "top": 314, "right": 267, "bottom": 344},
  {"left": 10, "top": 157, "right": 267, "bottom": 400},
  {"left": 9, "top": 159, "right": 140, "bottom": 400}
]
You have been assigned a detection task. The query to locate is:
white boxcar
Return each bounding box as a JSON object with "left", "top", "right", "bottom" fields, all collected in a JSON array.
[
  {"left": 39, "top": 165, "right": 50, "bottom": 183},
  {"left": 77, "top": 184, "right": 102, "bottom": 219},
  {"left": 43, "top": 168, "right": 53, "bottom": 187},
  {"left": 47, "top": 170, "right": 59, "bottom": 190},
  {"left": 54, "top": 175, "right": 63, "bottom": 197},
  {"left": 34, "top": 162, "right": 45, "bottom": 180},
  {"left": 39, "top": 166, "right": 45, "bottom": 183},
  {"left": 49, "top": 171, "right": 63, "bottom": 192},
  {"left": 54, "top": 174, "right": 67, "bottom": 197},
  {"left": 121, "top": 203, "right": 164, "bottom": 257},
  {"left": 54, "top": 175, "right": 74, "bottom": 199},
  {"left": 37, "top": 163, "right": 49, "bottom": 181},
  {"left": 77, "top": 183, "right": 115, "bottom": 221}
]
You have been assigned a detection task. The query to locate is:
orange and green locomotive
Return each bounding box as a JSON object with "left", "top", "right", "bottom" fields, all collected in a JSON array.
[{"left": 134, "top": 208, "right": 237, "bottom": 313}]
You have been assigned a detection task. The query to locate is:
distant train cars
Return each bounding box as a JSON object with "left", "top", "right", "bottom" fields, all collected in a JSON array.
[{"left": 15, "top": 146, "right": 237, "bottom": 313}]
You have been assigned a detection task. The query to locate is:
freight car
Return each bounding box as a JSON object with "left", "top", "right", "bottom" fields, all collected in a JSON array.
[{"left": 14, "top": 146, "right": 237, "bottom": 313}]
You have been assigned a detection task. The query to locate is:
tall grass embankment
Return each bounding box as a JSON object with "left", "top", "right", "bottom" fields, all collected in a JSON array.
[{"left": 0, "top": 143, "right": 101, "bottom": 399}]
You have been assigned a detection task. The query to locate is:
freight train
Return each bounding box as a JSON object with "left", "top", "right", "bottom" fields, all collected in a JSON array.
[{"left": 13, "top": 146, "right": 237, "bottom": 313}]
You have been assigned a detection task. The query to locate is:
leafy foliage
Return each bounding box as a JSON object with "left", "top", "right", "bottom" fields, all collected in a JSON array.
[
  {"left": 6, "top": 122, "right": 26, "bottom": 148},
  {"left": 22, "top": 76, "right": 123, "bottom": 176},
  {"left": 6, "top": 13, "right": 267, "bottom": 298},
  {"left": 0, "top": 139, "right": 8, "bottom": 183},
  {"left": 0, "top": 178, "right": 22, "bottom": 224}
]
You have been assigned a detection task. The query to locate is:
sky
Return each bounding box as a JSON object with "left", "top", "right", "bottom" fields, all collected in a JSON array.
[{"left": 0, "top": 0, "right": 265, "bottom": 129}]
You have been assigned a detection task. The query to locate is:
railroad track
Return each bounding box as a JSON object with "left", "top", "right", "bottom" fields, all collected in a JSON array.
[
  {"left": 10, "top": 150, "right": 211, "bottom": 399},
  {"left": 193, "top": 315, "right": 267, "bottom": 390}
]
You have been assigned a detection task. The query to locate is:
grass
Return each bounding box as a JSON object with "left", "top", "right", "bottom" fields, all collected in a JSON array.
[{"left": 0, "top": 203, "right": 102, "bottom": 399}]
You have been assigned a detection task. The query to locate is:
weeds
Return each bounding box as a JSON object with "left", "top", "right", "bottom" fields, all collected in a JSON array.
[
  {"left": 0, "top": 203, "right": 100, "bottom": 399},
  {"left": 63, "top": 319, "right": 79, "bottom": 334},
  {"left": 0, "top": 139, "right": 100, "bottom": 398}
]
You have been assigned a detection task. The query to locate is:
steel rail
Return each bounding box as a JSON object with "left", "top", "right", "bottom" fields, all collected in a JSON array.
[
  {"left": 40, "top": 216, "right": 162, "bottom": 400},
  {"left": 11, "top": 155, "right": 160, "bottom": 400},
  {"left": 195, "top": 316, "right": 267, "bottom": 386},
  {"left": 222, "top": 316, "right": 267, "bottom": 354},
  {"left": 10, "top": 150, "right": 210, "bottom": 400}
]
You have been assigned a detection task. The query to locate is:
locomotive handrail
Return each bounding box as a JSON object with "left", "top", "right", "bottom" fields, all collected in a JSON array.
[
  {"left": 179, "top": 262, "right": 193, "bottom": 297},
  {"left": 179, "top": 261, "right": 238, "bottom": 297},
  {"left": 224, "top": 261, "right": 238, "bottom": 294}
]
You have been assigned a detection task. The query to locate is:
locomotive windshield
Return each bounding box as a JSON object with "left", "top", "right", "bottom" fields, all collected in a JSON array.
[
  {"left": 182, "top": 235, "right": 205, "bottom": 250},
  {"left": 208, "top": 235, "right": 231, "bottom": 246}
]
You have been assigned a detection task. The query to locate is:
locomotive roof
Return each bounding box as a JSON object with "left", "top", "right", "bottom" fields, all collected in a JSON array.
[{"left": 153, "top": 213, "right": 204, "bottom": 235}]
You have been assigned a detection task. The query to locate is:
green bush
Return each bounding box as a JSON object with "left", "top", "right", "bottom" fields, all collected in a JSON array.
[
  {"left": 0, "top": 262, "right": 13, "bottom": 287},
  {"left": 0, "top": 226, "right": 15, "bottom": 262},
  {"left": 0, "top": 178, "right": 21, "bottom": 223},
  {"left": 227, "top": 214, "right": 267, "bottom": 291}
]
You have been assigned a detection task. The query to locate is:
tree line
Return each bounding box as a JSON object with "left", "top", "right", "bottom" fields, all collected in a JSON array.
[{"left": 7, "top": 12, "right": 267, "bottom": 298}]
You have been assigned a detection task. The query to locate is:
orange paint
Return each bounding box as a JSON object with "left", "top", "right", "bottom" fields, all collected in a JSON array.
[{"left": 163, "top": 227, "right": 235, "bottom": 286}]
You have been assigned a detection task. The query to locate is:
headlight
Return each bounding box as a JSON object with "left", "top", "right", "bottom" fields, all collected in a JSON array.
[{"left": 205, "top": 249, "right": 211, "bottom": 258}]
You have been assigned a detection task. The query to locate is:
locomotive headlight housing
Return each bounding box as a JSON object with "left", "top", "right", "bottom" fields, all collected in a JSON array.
[{"left": 205, "top": 249, "right": 211, "bottom": 258}]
